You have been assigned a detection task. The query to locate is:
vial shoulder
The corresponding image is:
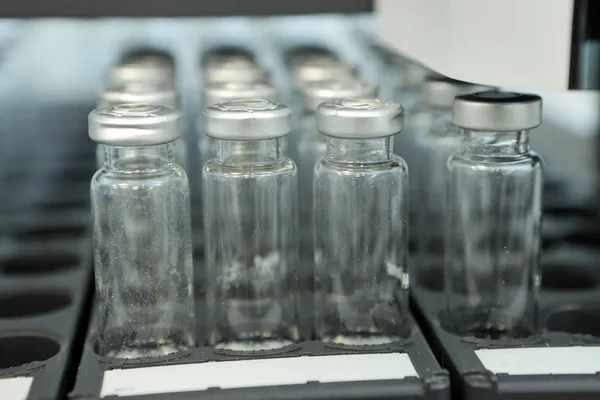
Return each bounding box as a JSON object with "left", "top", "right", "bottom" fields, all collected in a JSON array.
[
  {"left": 450, "top": 151, "right": 543, "bottom": 169},
  {"left": 315, "top": 154, "right": 407, "bottom": 174},
  {"left": 92, "top": 165, "right": 188, "bottom": 187}
]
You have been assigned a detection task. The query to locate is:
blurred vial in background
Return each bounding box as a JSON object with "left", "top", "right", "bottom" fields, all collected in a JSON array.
[
  {"left": 285, "top": 45, "right": 339, "bottom": 69},
  {"left": 96, "top": 82, "right": 188, "bottom": 170},
  {"left": 203, "top": 58, "right": 269, "bottom": 84},
  {"left": 199, "top": 82, "right": 279, "bottom": 166},
  {"left": 106, "top": 58, "right": 175, "bottom": 87},
  {"left": 121, "top": 48, "right": 175, "bottom": 70},
  {"left": 291, "top": 55, "right": 356, "bottom": 90},
  {"left": 414, "top": 78, "right": 493, "bottom": 286},
  {"left": 203, "top": 100, "right": 299, "bottom": 350},
  {"left": 202, "top": 46, "right": 255, "bottom": 66},
  {"left": 445, "top": 92, "right": 543, "bottom": 339},
  {"left": 297, "top": 79, "right": 378, "bottom": 257},
  {"left": 90, "top": 104, "right": 195, "bottom": 358},
  {"left": 314, "top": 99, "right": 409, "bottom": 345}
]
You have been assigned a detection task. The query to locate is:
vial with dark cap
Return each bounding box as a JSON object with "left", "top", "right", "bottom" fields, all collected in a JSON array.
[
  {"left": 414, "top": 78, "right": 492, "bottom": 286},
  {"left": 203, "top": 100, "right": 299, "bottom": 350},
  {"left": 96, "top": 82, "right": 187, "bottom": 170},
  {"left": 90, "top": 104, "right": 195, "bottom": 358},
  {"left": 445, "top": 92, "right": 543, "bottom": 339},
  {"left": 314, "top": 99, "right": 409, "bottom": 344}
]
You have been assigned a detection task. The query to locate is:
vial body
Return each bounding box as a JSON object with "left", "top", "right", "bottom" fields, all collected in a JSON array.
[
  {"left": 92, "top": 145, "right": 195, "bottom": 357},
  {"left": 203, "top": 139, "right": 300, "bottom": 350},
  {"left": 414, "top": 113, "right": 462, "bottom": 282},
  {"left": 314, "top": 137, "right": 409, "bottom": 344},
  {"left": 445, "top": 130, "right": 542, "bottom": 339}
]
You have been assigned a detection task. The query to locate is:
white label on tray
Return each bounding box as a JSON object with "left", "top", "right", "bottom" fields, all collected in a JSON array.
[
  {"left": 100, "top": 353, "right": 418, "bottom": 397},
  {"left": 0, "top": 376, "right": 33, "bottom": 400},
  {"left": 476, "top": 346, "right": 600, "bottom": 375}
]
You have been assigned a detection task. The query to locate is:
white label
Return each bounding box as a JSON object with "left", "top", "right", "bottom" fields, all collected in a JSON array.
[
  {"left": 476, "top": 346, "right": 600, "bottom": 375},
  {"left": 101, "top": 353, "right": 418, "bottom": 397},
  {"left": 0, "top": 376, "right": 33, "bottom": 400}
]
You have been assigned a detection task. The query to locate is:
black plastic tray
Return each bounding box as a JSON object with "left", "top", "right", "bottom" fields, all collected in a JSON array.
[
  {"left": 0, "top": 102, "right": 95, "bottom": 399},
  {"left": 411, "top": 184, "right": 600, "bottom": 399}
]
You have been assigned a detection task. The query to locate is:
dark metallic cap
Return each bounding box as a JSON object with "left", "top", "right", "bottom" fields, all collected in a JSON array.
[
  {"left": 301, "top": 79, "right": 379, "bottom": 112},
  {"left": 452, "top": 91, "right": 543, "bottom": 131},
  {"left": 203, "top": 99, "right": 291, "bottom": 140},
  {"left": 203, "top": 82, "right": 278, "bottom": 107},
  {"left": 421, "top": 77, "right": 495, "bottom": 109},
  {"left": 98, "top": 82, "right": 179, "bottom": 109},
  {"left": 89, "top": 104, "right": 180, "bottom": 146},
  {"left": 316, "top": 99, "right": 404, "bottom": 139}
]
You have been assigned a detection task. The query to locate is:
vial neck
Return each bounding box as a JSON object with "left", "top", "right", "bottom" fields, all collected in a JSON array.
[
  {"left": 326, "top": 137, "right": 393, "bottom": 164},
  {"left": 105, "top": 144, "right": 173, "bottom": 172},
  {"left": 462, "top": 130, "right": 530, "bottom": 157},
  {"left": 216, "top": 138, "right": 282, "bottom": 167}
]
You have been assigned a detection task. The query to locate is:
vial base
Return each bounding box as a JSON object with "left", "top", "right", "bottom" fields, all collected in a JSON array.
[
  {"left": 442, "top": 307, "right": 536, "bottom": 340},
  {"left": 98, "top": 329, "right": 194, "bottom": 359},
  {"left": 210, "top": 297, "right": 300, "bottom": 351},
  {"left": 316, "top": 295, "right": 409, "bottom": 345}
]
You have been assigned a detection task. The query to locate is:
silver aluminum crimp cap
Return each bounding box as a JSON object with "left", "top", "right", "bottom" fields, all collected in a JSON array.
[
  {"left": 106, "top": 62, "right": 174, "bottom": 86},
  {"left": 292, "top": 57, "right": 356, "bottom": 86},
  {"left": 89, "top": 103, "right": 180, "bottom": 146},
  {"left": 452, "top": 91, "right": 543, "bottom": 132},
  {"left": 98, "top": 82, "right": 179, "bottom": 109},
  {"left": 203, "top": 99, "right": 292, "bottom": 140},
  {"left": 301, "top": 79, "right": 379, "bottom": 112},
  {"left": 203, "top": 82, "right": 278, "bottom": 107},
  {"left": 316, "top": 98, "right": 404, "bottom": 139},
  {"left": 421, "top": 77, "right": 495, "bottom": 109}
]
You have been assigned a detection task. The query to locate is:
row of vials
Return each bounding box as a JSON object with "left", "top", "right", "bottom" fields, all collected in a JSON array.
[{"left": 89, "top": 47, "right": 544, "bottom": 358}]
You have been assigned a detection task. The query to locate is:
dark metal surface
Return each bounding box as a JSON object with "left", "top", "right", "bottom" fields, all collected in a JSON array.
[{"left": 0, "top": 0, "right": 372, "bottom": 17}]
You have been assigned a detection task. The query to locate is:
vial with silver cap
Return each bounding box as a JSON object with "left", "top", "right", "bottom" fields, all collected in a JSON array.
[
  {"left": 90, "top": 103, "right": 195, "bottom": 358},
  {"left": 199, "top": 82, "right": 279, "bottom": 166},
  {"left": 445, "top": 92, "right": 543, "bottom": 339},
  {"left": 297, "top": 80, "right": 379, "bottom": 247},
  {"left": 96, "top": 82, "right": 187, "bottom": 170},
  {"left": 314, "top": 99, "right": 409, "bottom": 344},
  {"left": 203, "top": 99, "right": 299, "bottom": 350},
  {"left": 106, "top": 59, "right": 174, "bottom": 87},
  {"left": 414, "top": 78, "right": 493, "bottom": 285}
]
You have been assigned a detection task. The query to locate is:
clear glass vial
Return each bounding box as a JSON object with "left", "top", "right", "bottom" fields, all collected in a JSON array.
[
  {"left": 445, "top": 92, "right": 543, "bottom": 339},
  {"left": 96, "top": 82, "right": 187, "bottom": 170},
  {"left": 90, "top": 103, "right": 195, "bottom": 358},
  {"left": 297, "top": 80, "right": 379, "bottom": 245},
  {"left": 414, "top": 78, "right": 492, "bottom": 284},
  {"left": 203, "top": 99, "right": 300, "bottom": 350},
  {"left": 314, "top": 99, "right": 409, "bottom": 345}
]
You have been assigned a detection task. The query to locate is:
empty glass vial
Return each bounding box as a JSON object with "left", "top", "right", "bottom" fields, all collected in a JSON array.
[
  {"left": 414, "top": 78, "right": 492, "bottom": 285},
  {"left": 203, "top": 99, "right": 299, "bottom": 350},
  {"left": 445, "top": 92, "right": 543, "bottom": 339},
  {"left": 314, "top": 99, "right": 409, "bottom": 344},
  {"left": 90, "top": 103, "right": 195, "bottom": 358},
  {"left": 297, "top": 80, "right": 379, "bottom": 249},
  {"left": 199, "top": 82, "right": 279, "bottom": 168},
  {"left": 96, "top": 82, "right": 187, "bottom": 170}
]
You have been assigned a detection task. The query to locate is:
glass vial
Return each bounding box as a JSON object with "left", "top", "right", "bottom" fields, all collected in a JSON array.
[
  {"left": 203, "top": 99, "right": 299, "bottom": 350},
  {"left": 95, "top": 82, "right": 187, "bottom": 170},
  {"left": 445, "top": 92, "right": 543, "bottom": 339},
  {"left": 90, "top": 103, "right": 195, "bottom": 358},
  {"left": 297, "top": 80, "right": 379, "bottom": 254},
  {"left": 414, "top": 78, "right": 492, "bottom": 286},
  {"left": 314, "top": 99, "right": 409, "bottom": 344}
]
